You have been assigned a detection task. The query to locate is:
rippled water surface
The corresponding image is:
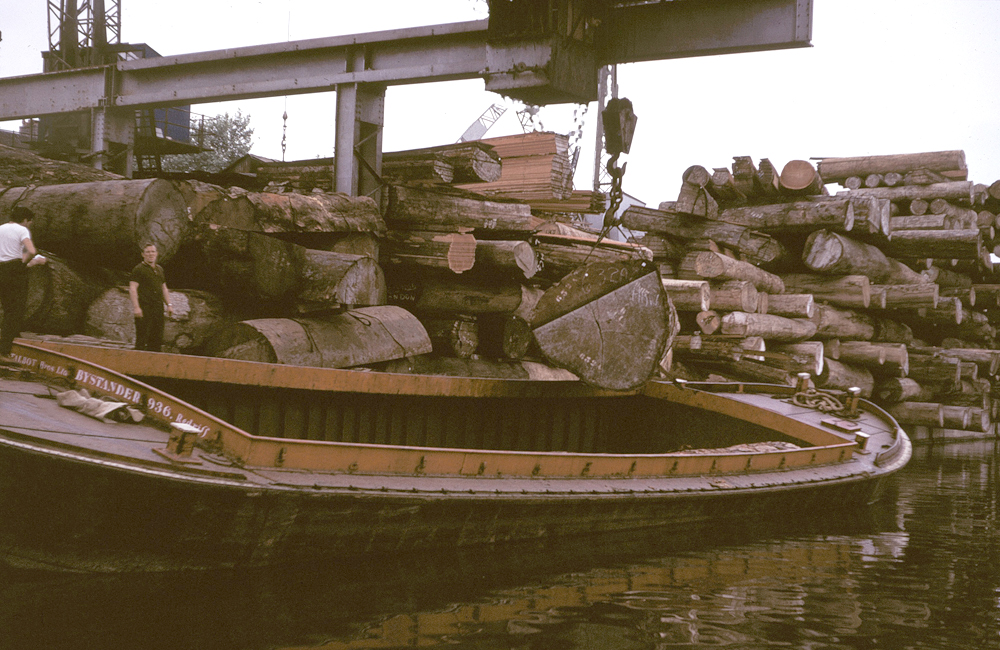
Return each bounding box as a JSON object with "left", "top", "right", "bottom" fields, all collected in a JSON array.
[{"left": 2, "top": 441, "right": 998, "bottom": 649}]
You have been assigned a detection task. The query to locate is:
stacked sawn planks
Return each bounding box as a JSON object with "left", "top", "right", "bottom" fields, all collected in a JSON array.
[{"left": 628, "top": 150, "right": 1000, "bottom": 442}]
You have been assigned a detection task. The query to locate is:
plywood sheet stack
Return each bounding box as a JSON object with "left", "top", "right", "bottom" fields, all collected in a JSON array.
[
  {"left": 456, "top": 131, "right": 575, "bottom": 205},
  {"left": 629, "top": 150, "right": 1000, "bottom": 443}
]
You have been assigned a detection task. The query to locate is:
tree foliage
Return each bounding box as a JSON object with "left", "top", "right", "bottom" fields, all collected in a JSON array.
[{"left": 161, "top": 110, "right": 254, "bottom": 173}]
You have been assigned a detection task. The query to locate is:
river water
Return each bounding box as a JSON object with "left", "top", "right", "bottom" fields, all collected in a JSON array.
[{"left": 1, "top": 440, "right": 997, "bottom": 650}]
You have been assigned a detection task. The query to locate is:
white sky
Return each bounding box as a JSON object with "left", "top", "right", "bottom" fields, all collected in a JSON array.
[{"left": 3, "top": 0, "right": 1000, "bottom": 207}]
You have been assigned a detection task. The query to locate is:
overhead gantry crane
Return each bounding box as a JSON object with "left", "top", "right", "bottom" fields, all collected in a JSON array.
[{"left": 0, "top": 0, "right": 813, "bottom": 199}]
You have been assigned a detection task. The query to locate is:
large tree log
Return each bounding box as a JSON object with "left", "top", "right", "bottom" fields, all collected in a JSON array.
[
  {"left": 706, "top": 167, "right": 747, "bottom": 205},
  {"left": 422, "top": 317, "right": 478, "bottom": 358},
  {"left": 388, "top": 272, "right": 526, "bottom": 315},
  {"left": 767, "top": 341, "right": 825, "bottom": 376},
  {"left": 766, "top": 293, "right": 815, "bottom": 319},
  {"left": 720, "top": 311, "right": 816, "bottom": 342},
  {"left": 710, "top": 281, "right": 759, "bottom": 313},
  {"left": 781, "top": 273, "right": 871, "bottom": 309},
  {"left": 876, "top": 377, "right": 925, "bottom": 403},
  {"left": 887, "top": 402, "right": 944, "bottom": 427},
  {"left": 828, "top": 340, "right": 908, "bottom": 377},
  {"left": 532, "top": 233, "right": 652, "bottom": 281},
  {"left": 678, "top": 251, "right": 784, "bottom": 293},
  {"left": 204, "top": 306, "right": 431, "bottom": 367},
  {"left": 817, "top": 151, "right": 967, "bottom": 182},
  {"left": 84, "top": 287, "right": 229, "bottom": 354},
  {"left": 909, "top": 346, "right": 1000, "bottom": 376},
  {"left": 812, "top": 304, "right": 875, "bottom": 341},
  {"left": 838, "top": 181, "right": 975, "bottom": 206},
  {"left": 661, "top": 279, "right": 711, "bottom": 312},
  {"left": 382, "top": 231, "right": 477, "bottom": 274},
  {"left": 531, "top": 260, "right": 676, "bottom": 391},
  {"left": 0, "top": 179, "right": 189, "bottom": 268},
  {"left": 474, "top": 240, "right": 540, "bottom": 279},
  {"left": 882, "top": 229, "right": 983, "bottom": 260},
  {"left": 622, "top": 206, "right": 787, "bottom": 264},
  {"left": 208, "top": 190, "right": 386, "bottom": 234},
  {"left": 803, "top": 230, "right": 927, "bottom": 284},
  {"left": 0, "top": 255, "right": 110, "bottom": 336},
  {"left": 870, "top": 283, "right": 939, "bottom": 309},
  {"left": 297, "top": 249, "right": 386, "bottom": 310},
  {"left": 386, "top": 185, "right": 534, "bottom": 232},
  {"left": 385, "top": 141, "right": 502, "bottom": 183},
  {"left": 907, "top": 354, "right": 963, "bottom": 391},
  {"left": 779, "top": 160, "right": 825, "bottom": 196},
  {"left": 816, "top": 357, "right": 874, "bottom": 397},
  {"left": 717, "top": 199, "right": 853, "bottom": 233}
]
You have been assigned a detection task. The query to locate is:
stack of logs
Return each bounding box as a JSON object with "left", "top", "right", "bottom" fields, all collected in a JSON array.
[
  {"left": 0, "top": 133, "right": 664, "bottom": 386},
  {"left": 628, "top": 150, "right": 1000, "bottom": 442}
]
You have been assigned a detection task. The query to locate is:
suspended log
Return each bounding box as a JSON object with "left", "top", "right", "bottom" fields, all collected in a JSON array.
[
  {"left": 474, "top": 240, "right": 540, "bottom": 279},
  {"left": 531, "top": 260, "right": 675, "bottom": 391},
  {"left": 717, "top": 198, "right": 852, "bottom": 233},
  {"left": 887, "top": 402, "right": 944, "bottom": 427},
  {"left": 817, "top": 151, "right": 967, "bottom": 182},
  {"left": 838, "top": 181, "right": 975, "bottom": 206},
  {"left": 204, "top": 306, "right": 431, "bottom": 368},
  {"left": 386, "top": 185, "right": 534, "bottom": 232},
  {"left": 882, "top": 230, "right": 982, "bottom": 260},
  {"left": 0, "top": 179, "right": 189, "bottom": 269},
  {"left": 812, "top": 304, "right": 875, "bottom": 341},
  {"left": 720, "top": 311, "right": 816, "bottom": 342},
  {"left": 779, "top": 160, "right": 825, "bottom": 196},
  {"left": 876, "top": 377, "right": 925, "bottom": 403},
  {"left": 661, "top": 279, "right": 711, "bottom": 312},
  {"left": 621, "top": 206, "right": 787, "bottom": 264},
  {"left": 781, "top": 273, "right": 871, "bottom": 309},
  {"left": 802, "top": 230, "right": 927, "bottom": 284},
  {"left": 85, "top": 287, "right": 229, "bottom": 354},
  {"left": 816, "top": 358, "right": 874, "bottom": 397},
  {"left": 382, "top": 231, "right": 477, "bottom": 273},
  {"left": 870, "top": 283, "right": 939, "bottom": 309},
  {"left": 766, "top": 294, "right": 815, "bottom": 319},
  {"left": 678, "top": 251, "right": 784, "bottom": 293},
  {"left": 422, "top": 317, "right": 478, "bottom": 358}
]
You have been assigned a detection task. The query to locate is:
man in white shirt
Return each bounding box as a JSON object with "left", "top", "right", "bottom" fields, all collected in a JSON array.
[{"left": 0, "top": 206, "right": 47, "bottom": 357}]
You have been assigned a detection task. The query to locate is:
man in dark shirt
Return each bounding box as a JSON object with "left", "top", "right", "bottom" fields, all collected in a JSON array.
[{"left": 128, "top": 243, "right": 173, "bottom": 352}]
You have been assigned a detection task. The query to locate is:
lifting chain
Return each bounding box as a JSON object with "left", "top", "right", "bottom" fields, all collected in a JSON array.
[
  {"left": 791, "top": 387, "right": 848, "bottom": 414},
  {"left": 602, "top": 153, "right": 626, "bottom": 231}
]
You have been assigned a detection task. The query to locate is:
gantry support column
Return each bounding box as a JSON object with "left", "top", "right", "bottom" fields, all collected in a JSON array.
[
  {"left": 334, "top": 82, "right": 386, "bottom": 205},
  {"left": 90, "top": 105, "right": 134, "bottom": 177}
]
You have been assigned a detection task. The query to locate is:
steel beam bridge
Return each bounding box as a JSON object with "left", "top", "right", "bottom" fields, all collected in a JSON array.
[{"left": 0, "top": 0, "right": 812, "bottom": 196}]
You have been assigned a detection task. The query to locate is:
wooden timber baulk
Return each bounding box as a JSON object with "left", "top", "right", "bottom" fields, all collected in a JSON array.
[{"left": 1, "top": 342, "right": 910, "bottom": 573}]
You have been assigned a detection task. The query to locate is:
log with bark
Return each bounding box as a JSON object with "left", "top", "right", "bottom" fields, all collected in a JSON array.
[
  {"left": 678, "top": 251, "right": 784, "bottom": 293},
  {"left": 816, "top": 358, "right": 874, "bottom": 397},
  {"left": 716, "top": 198, "right": 853, "bottom": 234},
  {"left": 661, "top": 279, "right": 711, "bottom": 312},
  {"left": 909, "top": 345, "right": 1000, "bottom": 376},
  {"left": 817, "top": 151, "right": 967, "bottom": 183},
  {"left": 204, "top": 306, "right": 432, "bottom": 367},
  {"left": 476, "top": 314, "right": 534, "bottom": 360},
  {"left": 812, "top": 304, "right": 876, "bottom": 341},
  {"left": 710, "top": 281, "right": 759, "bottom": 313},
  {"left": 422, "top": 316, "right": 479, "bottom": 358},
  {"left": 529, "top": 260, "right": 676, "bottom": 391},
  {"left": 0, "top": 179, "right": 190, "bottom": 268},
  {"left": 887, "top": 402, "right": 944, "bottom": 427},
  {"left": 387, "top": 271, "right": 526, "bottom": 315},
  {"left": 84, "top": 287, "right": 229, "bottom": 354},
  {"left": 0, "top": 254, "right": 111, "bottom": 336},
  {"left": 386, "top": 185, "right": 534, "bottom": 232},
  {"left": 780, "top": 273, "right": 871, "bottom": 309},
  {"left": 622, "top": 206, "right": 787, "bottom": 264},
  {"left": 870, "top": 283, "right": 939, "bottom": 309},
  {"left": 385, "top": 141, "right": 502, "bottom": 183},
  {"left": 767, "top": 341, "right": 825, "bottom": 376},
  {"left": 802, "top": 230, "right": 928, "bottom": 284},
  {"left": 382, "top": 231, "right": 477, "bottom": 273},
  {"left": 706, "top": 168, "right": 747, "bottom": 205},
  {"left": 474, "top": 239, "right": 541, "bottom": 279},
  {"left": 779, "top": 160, "right": 826, "bottom": 196},
  {"left": 882, "top": 229, "right": 983, "bottom": 260},
  {"left": 532, "top": 233, "right": 652, "bottom": 281},
  {"left": 876, "top": 377, "right": 925, "bottom": 403},
  {"left": 766, "top": 293, "right": 816, "bottom": 319},
  {"left": 838, "top": 181, "right": 975, "bottom": 206},
  {"left": 720, "top": 311, "right": 816, "bottom": 342},
  {"left": 201, "top": 190, "right": 386, "bottom": 234}
]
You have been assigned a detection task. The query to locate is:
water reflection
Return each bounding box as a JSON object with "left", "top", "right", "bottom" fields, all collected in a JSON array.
[{"left": 1, "top": 441, "right": 998, "bottom": 650}]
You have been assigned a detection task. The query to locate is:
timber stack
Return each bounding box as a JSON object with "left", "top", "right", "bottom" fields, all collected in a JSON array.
[
  {"left": 637, "top": 149, "right": 1000, "bottom": 442},
  {"left": 0, "top": 135, "right": 672, "bottom": 392}
]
